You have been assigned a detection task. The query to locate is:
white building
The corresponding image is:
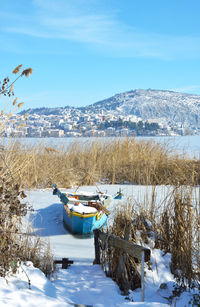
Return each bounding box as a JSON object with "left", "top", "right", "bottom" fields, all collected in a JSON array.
[
  {"left": 49, "top": 129, "right": 64, "bottom": 137},
  {"left": 120, "top": 128, "right": 129, "bottom": 136}
]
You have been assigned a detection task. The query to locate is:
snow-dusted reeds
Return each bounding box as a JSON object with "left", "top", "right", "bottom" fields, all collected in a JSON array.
[
  {"left": 102, "top": 186, "right": 200, "bottom": 293},
  {"left": 1, "top": 138, "right": 200, "bottom": 188},
  {"left": 19, "top": 229, "right": 55, "bottom": 279}
]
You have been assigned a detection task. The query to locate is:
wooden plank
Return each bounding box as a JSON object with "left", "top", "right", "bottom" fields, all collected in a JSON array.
[
  {"left": 97, "top": 230, "right": 150, "bottom": 262},
  {"left": 88, "top": 202, "right": 111, "bottom": 215},
  {"left": 97, "top": 202, "right": 111, "bottom": 215}
]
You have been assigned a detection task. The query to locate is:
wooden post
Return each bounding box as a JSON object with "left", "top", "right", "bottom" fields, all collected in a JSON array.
[
  {"left": 116, "top": 224, "right": 131, "bottom": 295},
  {"left": 141, "top": 250, "right": 145, "bottom": 302},
  {"left": 54, "top": 258, "right": 73, "bottom": 269},
  {"left": 93, "top": 229, "right": 101, "bottom": 264}
]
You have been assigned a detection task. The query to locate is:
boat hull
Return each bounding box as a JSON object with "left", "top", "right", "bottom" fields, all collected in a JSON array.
[{"left": 63, "top": 206, "right": 108, "bottom": 235}]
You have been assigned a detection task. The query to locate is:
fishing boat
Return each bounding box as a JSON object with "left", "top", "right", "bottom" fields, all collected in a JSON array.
[{"left": 53, "top": 184, "right": 122, "bottom": 235}]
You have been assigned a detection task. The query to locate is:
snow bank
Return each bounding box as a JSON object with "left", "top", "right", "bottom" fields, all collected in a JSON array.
[{"left": 0, "top": 185, "right": 198, "bottom": 306}]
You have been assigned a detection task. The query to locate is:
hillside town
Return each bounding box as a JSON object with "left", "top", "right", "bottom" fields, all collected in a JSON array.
[{"left": 2, "top": 109, "right": 195, "bottom": 138}]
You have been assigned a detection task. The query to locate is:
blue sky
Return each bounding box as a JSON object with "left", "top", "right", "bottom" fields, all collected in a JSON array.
[{"left": 1, "top": 0, "right": 200, "bottom": 110}]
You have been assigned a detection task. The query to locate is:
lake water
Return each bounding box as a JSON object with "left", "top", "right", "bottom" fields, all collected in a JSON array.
[{"left": 3, "top": 135, "right": 200, "bottom": 158}]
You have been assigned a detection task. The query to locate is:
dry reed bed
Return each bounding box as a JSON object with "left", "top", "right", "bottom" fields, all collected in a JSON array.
[
  {"left": 0, "top": 137, "right": 199, "bottom": 285},
  {"left": 1, "top": 138, "right": 200, "bottom": 188}
]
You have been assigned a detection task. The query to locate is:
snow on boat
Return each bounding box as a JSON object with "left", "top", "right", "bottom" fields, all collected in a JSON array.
[{"left": 53, "top": 185, "right": 122, "bottom": 235}]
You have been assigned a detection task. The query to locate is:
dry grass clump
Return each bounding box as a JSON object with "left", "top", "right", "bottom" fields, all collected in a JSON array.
[
  {"left": 156, "top": 187, "right": 199, "bottom": 288},
  {"left": 101, "top": 187, "right": 199, "bottom": 293},
  {"left": 0, "top": 144, "right": 55, "bottom": 278},
  {"left": 170, "top": 191, "right": 194, "bottom": 287},
  {"left": 0, "top": 177, "right": 27, "bottom": 276},
  {"left": 0, "top": 172, "right": 55, "bottom": 278},
  {"left": 102, "top": 202, "right": 153, "bottom": 292},
  {"left": 18, "top": 233, "right": 55, "bottom": 279},
  {"left": 1, "top": 138, "right": 200, "bottom": 189}
]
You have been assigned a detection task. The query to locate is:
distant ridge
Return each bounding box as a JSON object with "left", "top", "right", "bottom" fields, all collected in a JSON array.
[
  {"left": 20, "top": 106, "right": 74, "bottom": 116},
  {"left": 20, "top": 89, "right": 200, "bottom": 127}
]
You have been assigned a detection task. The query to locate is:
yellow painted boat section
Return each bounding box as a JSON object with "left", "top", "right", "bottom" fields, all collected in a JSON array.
[{"left": 65, "top": 196, "right": 112, "bottom": 219}]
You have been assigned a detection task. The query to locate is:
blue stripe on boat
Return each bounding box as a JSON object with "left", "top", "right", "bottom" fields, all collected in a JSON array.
[{"left": 63, "top": 207, "right": 108, "bottom": 234}]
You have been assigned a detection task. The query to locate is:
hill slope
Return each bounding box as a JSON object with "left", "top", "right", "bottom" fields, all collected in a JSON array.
[
  {"left": 84, "top": 89, "right": 200, "bottom": 126},
  {"left": 21, "top": 89, "right": 200, "bottom": 127}
]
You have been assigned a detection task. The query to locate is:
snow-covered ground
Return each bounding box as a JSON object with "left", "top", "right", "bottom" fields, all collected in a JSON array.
[{"left": 0, "top": 185, "right": 199, "bottom": 306}]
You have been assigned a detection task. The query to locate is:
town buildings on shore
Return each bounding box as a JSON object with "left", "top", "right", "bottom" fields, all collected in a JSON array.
[{"left": 1, "top": 111, "right": 196, "bottom": 138}]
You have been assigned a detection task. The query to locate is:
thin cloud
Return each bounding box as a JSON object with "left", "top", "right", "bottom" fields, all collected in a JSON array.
[
  {"left": 1, "top": 1, "right": 200, "bottom": 59},
  {"left": 5, "top": 15, "right": 116, "bottom": 45},
  {"left": 172, "top": 85, "right": 200, "bottom": 94}
]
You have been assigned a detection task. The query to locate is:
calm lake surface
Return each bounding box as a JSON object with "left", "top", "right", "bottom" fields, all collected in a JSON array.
[{"left": 3, "top": 135, "right": 200, "bottom": 158}]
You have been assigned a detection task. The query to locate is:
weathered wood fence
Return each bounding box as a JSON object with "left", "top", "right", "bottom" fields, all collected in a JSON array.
[{"left": 93, "top": 228, "right": 151, "bottom": 302}]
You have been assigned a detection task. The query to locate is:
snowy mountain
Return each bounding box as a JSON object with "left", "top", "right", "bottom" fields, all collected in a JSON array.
[
  {"left": 21, "top": 89, "right": 200, "bottom": 128},
  {"left": 20, "top": 105, "right": 75, "bottom": 116},
  {"left": 83, "top": 89, "right": 200, "bottom": 127}
]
